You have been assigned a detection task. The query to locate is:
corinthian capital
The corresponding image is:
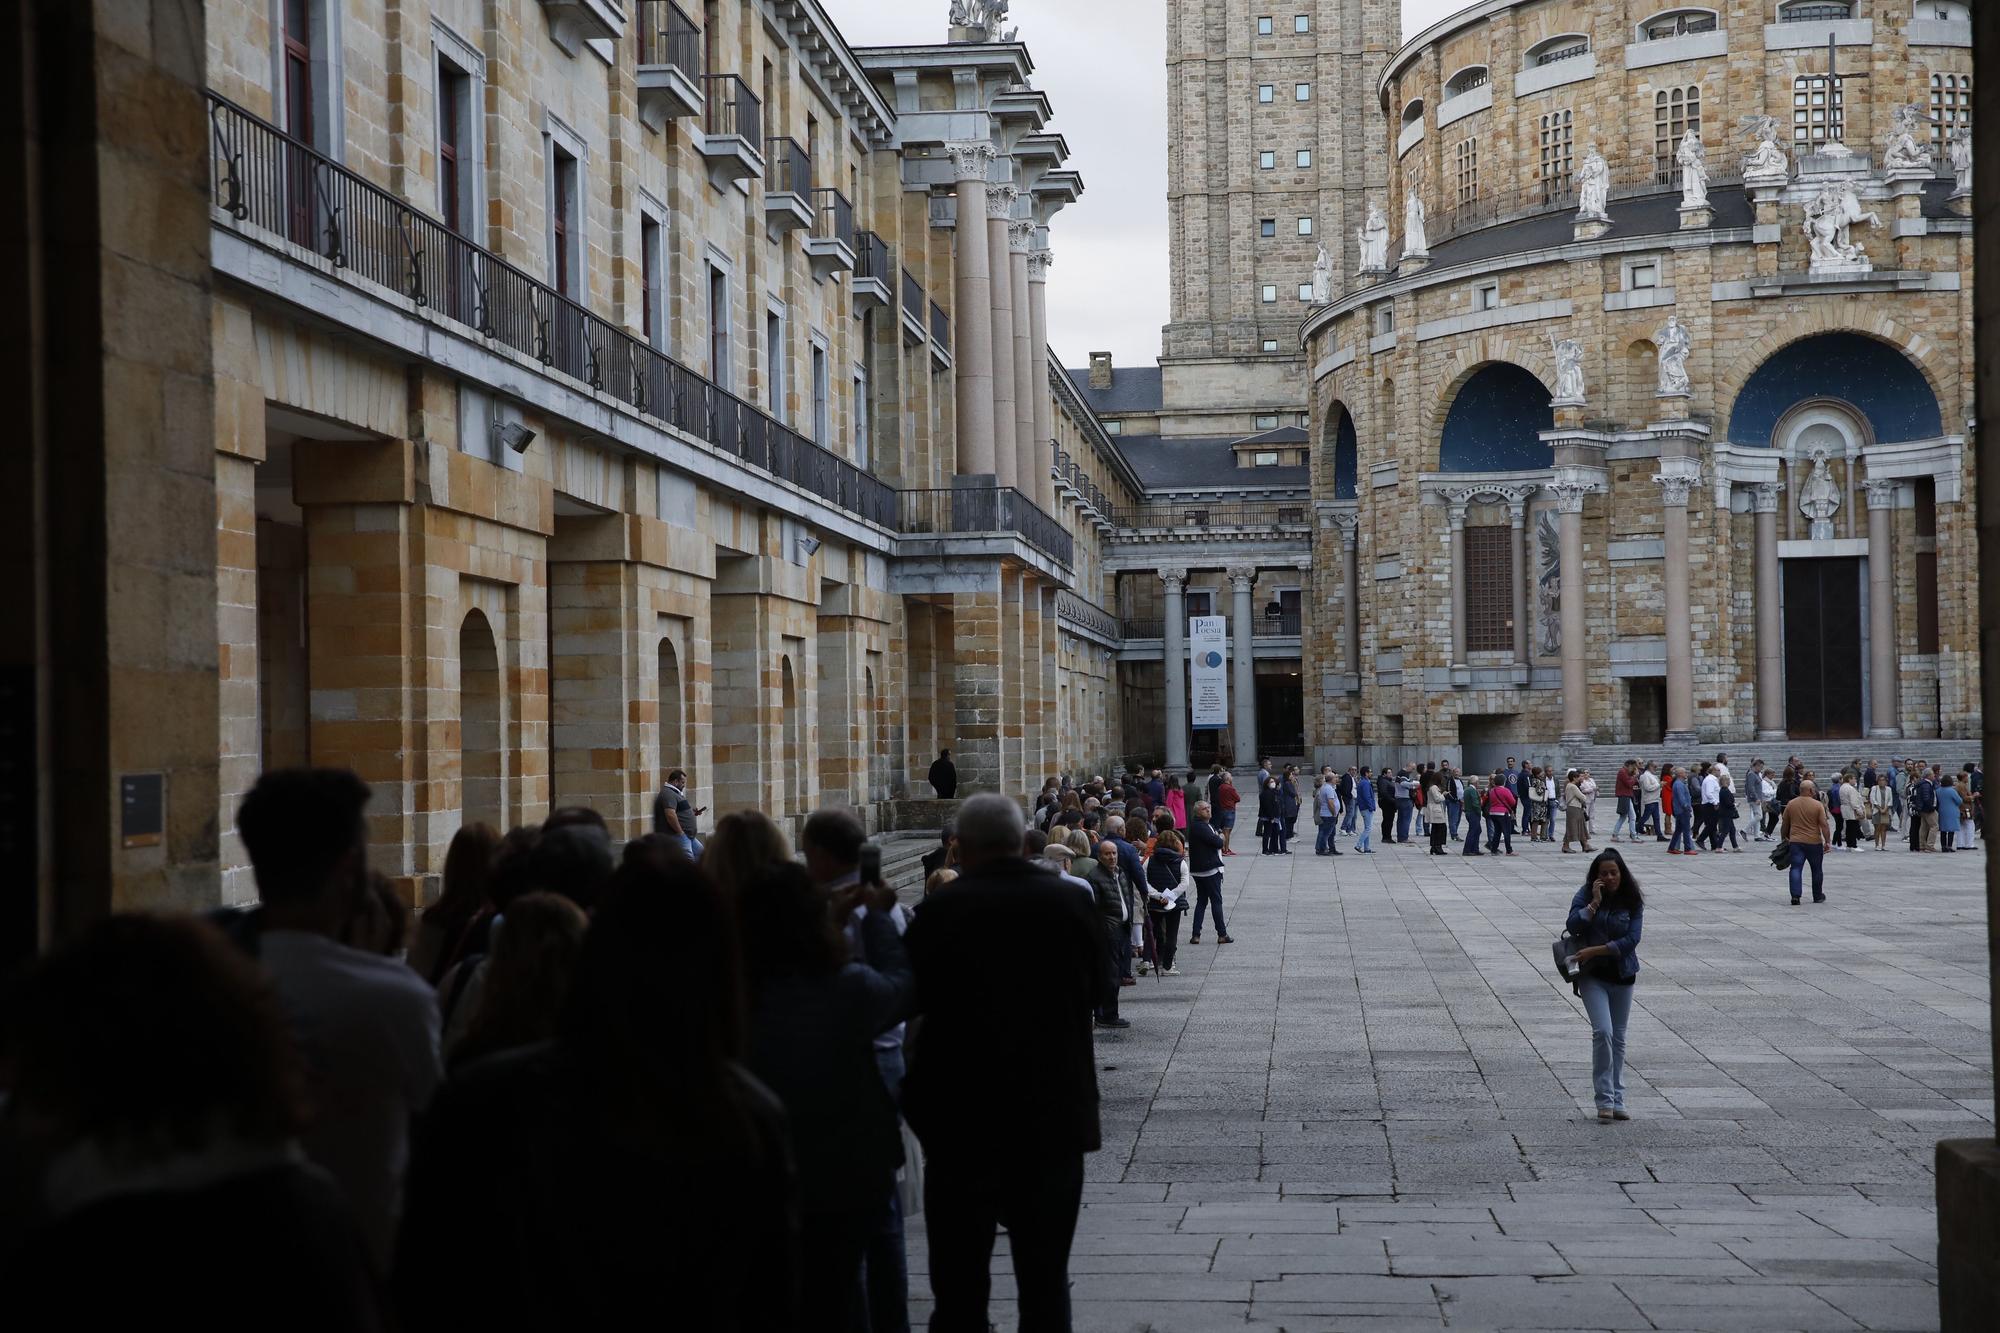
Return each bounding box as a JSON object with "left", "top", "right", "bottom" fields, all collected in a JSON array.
[
  {"left": 1547, "top": 481, "right": 1597, "bottom": 515},
  {"left": 1651, "top": 471, "right": 1698, "bottom": 507},
  {"left": 1161, "top": 567, "right": 1188, "bottom": 593},
  {"left": 944, "top": 139, "right": 996, "bottom": 182},
  {"left": 1750, "top": 480, "right": 1783, "bottom": 514},
  {"left": 1027, "top": 247, "right": 1054, "bottom": 281},
  {"left": 1225, "top": 565, "right": 1258, "bottom": 591},
  {"left": 1862, "top": 477, "right": 1899, "bottom": 509},
  {"left": 1008, "top": 219, "right": 1034, "bottom": 253},
  {"left": 986, "top": 182, "right": 1020, "bottom": 218}
]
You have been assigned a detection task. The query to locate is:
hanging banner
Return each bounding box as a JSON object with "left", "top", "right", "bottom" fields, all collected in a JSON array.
[{"left": 1189, "top": 614, "right": 1229, "bottom": 730}]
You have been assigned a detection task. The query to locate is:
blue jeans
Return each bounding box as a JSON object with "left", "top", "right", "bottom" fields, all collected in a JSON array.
[
  {"left": 1191, "top": 872, "right": 1226, "bottom": 936},
  {"left": 1355, "top": 810, "right": 1373, "bottom": 850},
  {"left": 1576, "top": 977, "right": 1633, "bottom": 1111},
  {"left": 1789, "top": 841, "right": 1825, "bottom": 900},
  {"left": 1642, "top": 801, "right": 1662, "bottom": 837},
  {"left": 1668, "top": 812, "right": 1694, "bottom": 852},
  {"left": 1463, "top": 812, "right": 1483, "bottom": 854},
  {"left": 1485, "top": 813, "right": 1512, "bottom": 854},
  {"left": 1446, "top": 799, "right": 1462, "bottom": 839},
  {"left": 1395, "top": 799, "right": 1414, "bottom": 842},
  {"left": 1612, "top": 796, "right": 1634, "bottom": 839},
  {"left": 1315, "top": 817, "right": 1338, "bottom": 853},
  {"left": 1342, "top": 802, "right": 1357, "bottom": 832}
]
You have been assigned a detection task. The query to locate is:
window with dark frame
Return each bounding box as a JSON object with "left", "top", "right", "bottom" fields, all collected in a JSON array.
[
  {"left": 1464, "top": 526, "right": 1515, "bottom": 652},
  {"left": 552, "top": 147, "right": 578, "bottom": 297},
  {"left": 1653, "top": 85, "right": 1701, "bottom": 184},
  {"left": 641, "top": 214, "right": 663, "bottom": 347},
  {"left": 1793, "top": 74, "right": 1843, "bottom": 149},
  {"left": 1929, "top": 72, "right": 1972, "bottom": 149},
  {"left": 1538, "top": 108, "right": 1573, "bottom": 201},
  {"left": 438, "top": 61, "right": 469, "bottom": 234},
  {"left": 283, "top": 0, "right": 315, "bottom": 246}
]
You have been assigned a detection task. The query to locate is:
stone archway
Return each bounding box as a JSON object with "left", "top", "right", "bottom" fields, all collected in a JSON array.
[{"left": 459, "top": 609, "right": 503, "bottom": 832}]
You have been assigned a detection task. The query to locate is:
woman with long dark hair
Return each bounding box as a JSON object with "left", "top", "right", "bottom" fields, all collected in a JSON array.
[
  {"left": 1564, "top": 848, "right": 1644, "bottom": 1121},
  {"left": 409, "top": 822, "right": 499, "bottom": 984}
]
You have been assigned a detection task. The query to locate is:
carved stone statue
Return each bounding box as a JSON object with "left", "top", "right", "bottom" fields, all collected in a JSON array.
[
  {"left": 1576, "top": 144, "right": 1610, "bottom": 220},
  {"left": 1740, "top": 115, "right": 1790, "bottom": 185},
  {"left": 1881, "top": 103, "right": 1933, "bottom": 172},
  {"left": 1676, "top": 128, "right": 1708, "bottom": 209},
  {"left": 1402, "top": 186, "right": 1428, "bottom": 259},
  {"left": 1798, "top": 447, "right": 1842, "bottom": 541},
  {"left": 1655, "top": 314, "right": 1692, "bottom": 397},
  {"left": 950, "top": 0, "right": 1015, "bottom": 42},
  {"left": 1311, "top": 242, "right": 1333, "bottom": 303},
  {"left": 1948, "top": 126, "right": 1973, "bottom": 197},
  {"left": 1357, "top": 199, "right": 1390, "bottom": 271},
  {"left": 1547, "top": 333, "right": 1586, "bottom": 404},
  {"left": 1536, "top": 510, "right": 1562, "bottom": 655},
  {"left": 1802, "top": 180, "right": 1880, "bottom": 273}
]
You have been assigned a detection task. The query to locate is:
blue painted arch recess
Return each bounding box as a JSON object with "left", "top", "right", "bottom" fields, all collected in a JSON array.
[
  {"left": 1439, "top": 363, "right": 1553, "bottom": 473},
  {"left": 1726, "top": 332, "right": 1941, "bottom": 447}
]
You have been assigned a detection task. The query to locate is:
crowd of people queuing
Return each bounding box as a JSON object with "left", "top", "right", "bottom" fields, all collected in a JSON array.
[{"left": 0, "top": 769, "right": 1116, "bottom": 1332}]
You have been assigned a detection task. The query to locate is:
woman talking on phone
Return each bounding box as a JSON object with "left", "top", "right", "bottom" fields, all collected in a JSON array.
[{"left": 1564, "top": 848, "right": 1644, "bottom": 1122}]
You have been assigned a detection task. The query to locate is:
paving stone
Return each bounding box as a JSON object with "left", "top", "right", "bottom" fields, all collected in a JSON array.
[{"left": 906, "top": 842, "right": 1985, "bottom": 1330}]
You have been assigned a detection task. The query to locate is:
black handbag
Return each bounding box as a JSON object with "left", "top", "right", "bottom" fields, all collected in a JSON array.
[
  {"left": 1769, "top": 839, "right": 1792, "bottom": 869},
  {"left": 1551, "top": 929, "right": 1583, "bottom": 984}
]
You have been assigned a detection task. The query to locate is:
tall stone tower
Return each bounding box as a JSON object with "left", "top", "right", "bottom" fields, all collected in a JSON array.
[{"left": 1162, "top": 0, "right": 1395, "bottom": 437}]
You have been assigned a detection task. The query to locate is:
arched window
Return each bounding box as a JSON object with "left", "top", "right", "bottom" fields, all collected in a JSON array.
[
  {"left": 1726, "top": 332, "right": 1942, "bottom": 447},
  {"left": 1538, "top": 109, "right": 1573, "bottom": 202},
  {"left": 1636, "top": 7, "right": 1718, "bottom": 38},
  {"left": 1439, "top": 364, "right": 1554, "bottom": 472},
  {"left": 1915, "top": 0, "right": 1970, "bottom": 17},
  {"left": 1454, "top": 136, "right": 1479, "bottom": 204},
  {"left": 1930, "top": 72, "right": 1972, "bottom": 149},
  {"left": 1525, "top": 33, "right": 1590, "bottom": 67},
  {"left": 1332, "top": 410, "right": 1358, "bottom": 499},
  {"left": 1653, "top": 86, "right": 1701, "bottom": 183},
  {"left": 1400, "top": 98, "right": 1425, "bottom": 127},
  {"left": 1444, "top": 65, "right": 1489, "bottom": 96},
  {"left": 1792, "top": 74, "right": 1843, "bottom": 149},
  {"left": 1777, "top": 0, "right": 1851, "bottom": 20}
]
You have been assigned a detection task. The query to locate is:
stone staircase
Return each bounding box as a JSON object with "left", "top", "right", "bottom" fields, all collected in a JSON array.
[{"left": 877, "top": 831, "right": 941, "bottom": 906}]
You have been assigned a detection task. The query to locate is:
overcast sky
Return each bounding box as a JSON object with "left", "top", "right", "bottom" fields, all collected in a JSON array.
[{"left": 828, "top": 0, "right": 1465, "bottom": 371}]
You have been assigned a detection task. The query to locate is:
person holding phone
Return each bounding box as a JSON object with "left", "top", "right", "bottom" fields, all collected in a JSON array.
[{"left": 1565, "top": 848, "right": 1644, "bottom": 1121}]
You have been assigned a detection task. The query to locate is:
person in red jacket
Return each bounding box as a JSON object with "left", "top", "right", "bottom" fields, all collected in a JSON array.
[
  {"left": 1484, "top": 771, "right": 1519, "bottom": 855},
  {"left": 1214, "top": 772, "right": 1242, "bottom": 854},
  {"left": 1612, "top": 760, "right": 1639, "bottom": 843}
]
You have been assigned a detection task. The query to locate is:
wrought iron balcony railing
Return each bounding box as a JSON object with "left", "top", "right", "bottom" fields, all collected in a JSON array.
[
  {"left": 765, "top": 136, "right": 811, "bottom": 196},
  {"left": 702, "top": 73, "right": 761, "bottom": 141},
  {"left": 810, "top": 188, "right": 854, "bottom": 249},
  {"left": 205, "top": 91, "right": 892, "bottom": 529},
  {"left": 896, "top": 487, "right": 1074, "bottom": 567},
  {"left": 854, "top": 229, "right": 891, "bottom": 282},
  {"left": 901, "top": 267, "right": 924, "bottom": 321},
  {"left": 1107, "top": 500, "right": 1312, "bottom": 531},
  {"left": 930, "top": 300, "right": 949, "bottom": 349},
  {"left": 635, "top": 0, "right": 702, "bottom": 76}
]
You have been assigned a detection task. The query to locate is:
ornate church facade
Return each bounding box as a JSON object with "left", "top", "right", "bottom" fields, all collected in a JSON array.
[{"left": 1276, "top": 0, "right": 1979, "bottom": 768}]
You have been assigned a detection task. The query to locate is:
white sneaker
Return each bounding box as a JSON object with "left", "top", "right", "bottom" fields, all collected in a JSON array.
[{"left": 1161, "top": 965, "right": 1180, "bottom": 976}]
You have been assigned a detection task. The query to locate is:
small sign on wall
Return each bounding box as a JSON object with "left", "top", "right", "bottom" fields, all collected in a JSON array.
[{"left": 120, "top": 773, "right": 163, "bottom": 849}]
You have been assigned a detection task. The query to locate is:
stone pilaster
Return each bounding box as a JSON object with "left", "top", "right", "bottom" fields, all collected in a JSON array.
[
  {"left": 1548, "top": 481, "right": 1597, "bottom": 743},
  {"left": 951, "top": 584, "right": 1001, "bottom": 795},
  {"left": 1027, "top": 246, "right": 1056, "bottom": 512},
  {"left": 1335, "top": 513, "right": 1360, "bottom": 673},
  {"left": 1508, "top": 498, "right": 1530, "bottom": 669},
  {"left": 1162, "top": 567, "right": 1190, "bottom": 769},
  {"left": 1864, "top": 477, "right": 1901, "bottom": 738},
  {"left": 1227, "top": 565, "right": 1258, "bottom": 767},
  {"left": 1009, "top": 220, "right": 1036, "bottom": 506},
  {"left": 1752, "top": 481, "right": 1786, "bottom": 740},
  {"left": 986, "top": 184, "right": 1020, "bottom": 491},
  {"left": 945, "top": 141, "right": 997, "bottom": 478},
  {"left": 1446, "top": 499, "right": 1468, "bottom": 669},
  {"left": 547, "top": 540, "right": 645, "bottom": 837},
  {"left": 1653, "top": 470, "right": 1699, "bottom": 744}
]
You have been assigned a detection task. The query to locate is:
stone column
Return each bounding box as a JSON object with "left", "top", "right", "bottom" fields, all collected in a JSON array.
[
  {"left": 1447, "top": 498, "right": 1469, "bottom": 669},
  {"left": 985, "top": 184, "right": 1020, "bottom": 490},
  {"left": 1009, "top": 221, "right": 1036, "bottom": 505},
  {"left": 1865, "top": 477, "right": 1901, "bottom": 738},
  {"left": 1752, "top": 481, "right": 1786, "bottom": 740},
  {"left": 1227, "top": 565, "right": 1258, "bottom": 766},
  {"left": 1162, "top": 567, "right": 1190, "bottom": 769},
  {"left": 1654, "top": 471, "right": 1697, "bottom": 743},
  {"left": 945, "top": 142, "right": 997, "bottom": 477},
  {"left": 1027, "top": 246, "right": 1055, "bottom": 512},
  {"left": 1338, "top": 514, "right": 1360, "bottom": 672},
  {"left": 1552, "top": 483, "right": 1594, "bottom": 742},
  {"left": 1510, "top": 499, "right": 1531, "bottom": 668}
]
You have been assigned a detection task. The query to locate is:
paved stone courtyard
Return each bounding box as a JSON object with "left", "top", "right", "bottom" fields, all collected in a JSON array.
[{"left": 908, "top": 831, "right": 1994, "bottom": 1331}]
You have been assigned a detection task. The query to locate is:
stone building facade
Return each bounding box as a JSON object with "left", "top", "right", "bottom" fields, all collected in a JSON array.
[
  {"left": 1300, "top": 0, "right": 1977, "bottom": 772},
  {"left": 193, "top": 0, "right": 1133, "bottom": 904}
]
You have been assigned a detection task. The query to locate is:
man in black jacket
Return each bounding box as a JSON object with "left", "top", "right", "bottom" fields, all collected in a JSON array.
[
  {"left": 927, "top": 749, "right": 958, "bottom": 799},
  {"left": 904, "top": 794, "right": 1107, "bottom": 1333},
  {"left": 1185, "top": 802, "right": 1231, "bottom": 945}
]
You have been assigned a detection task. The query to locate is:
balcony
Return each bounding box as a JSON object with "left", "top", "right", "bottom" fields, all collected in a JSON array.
[
  {"left": 896, "top": 487, "right": 1074, "bottom": 568},
  {"left": 540, "top": 0, "right": 626, "bottom": 55},
  {"left": 635, "top": 0, "right": 703, "bottom": 130},
  {"left": 851, "top": 230, "right": 891, "bottom": 311},
  {"left": 1106, "top": 500, "right": 1313, "bottom": 540},
  {"left": 763, "top": 137, "right": 813, "bottom": 238},
  {"left": 929, "top": 301, "right": 950, "bottom": 367},
  {"left": 899, "top": 268, "right": 925, "bottom": 346},
  {"left": 1055, "top": 592, "right": 1120, "bottom": 643},
  {"left": 204, "top": 91, "right": 894, "bottom": 533},
  {"left": 698, "top": 75, "right": 763, "bottom": 189},
  {"left": 805, "top": 188, "right": 855, "bottom": 280}
]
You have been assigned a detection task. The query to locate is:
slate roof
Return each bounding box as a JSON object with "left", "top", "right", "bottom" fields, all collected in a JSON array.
[
  {"left": 1110, "top": 434, "right": 1311, "bottom": 489},
  {"left": 1418, "top": 184, "right": 1756, "bottom": 270},
  {"left": 1066, "top": 364, "right": 1164, "bottom": 415}
]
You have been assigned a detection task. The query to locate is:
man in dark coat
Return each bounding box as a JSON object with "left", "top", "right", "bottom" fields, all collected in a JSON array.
[
  {"left": 904, "top": 794, "right": 1107, "bottom": 1333},
  {"left": 927, "top": 749, "right": 958, "bottom": 799}
]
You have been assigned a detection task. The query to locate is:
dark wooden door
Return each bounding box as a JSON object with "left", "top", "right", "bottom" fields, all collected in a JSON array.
[{"left": 1782, "top": 558, "right": 1863, "bottom": 739}]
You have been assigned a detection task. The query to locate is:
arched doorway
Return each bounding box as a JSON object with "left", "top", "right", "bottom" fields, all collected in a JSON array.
[
  {"left": 657, "top": 636, "right": 683, "bottom": 782},
  {"left": 460, "top": 609, "right": 503, "bottom": 831},
  {"left": 781, "top": 655, "right": 802, "bottom": 817}
]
